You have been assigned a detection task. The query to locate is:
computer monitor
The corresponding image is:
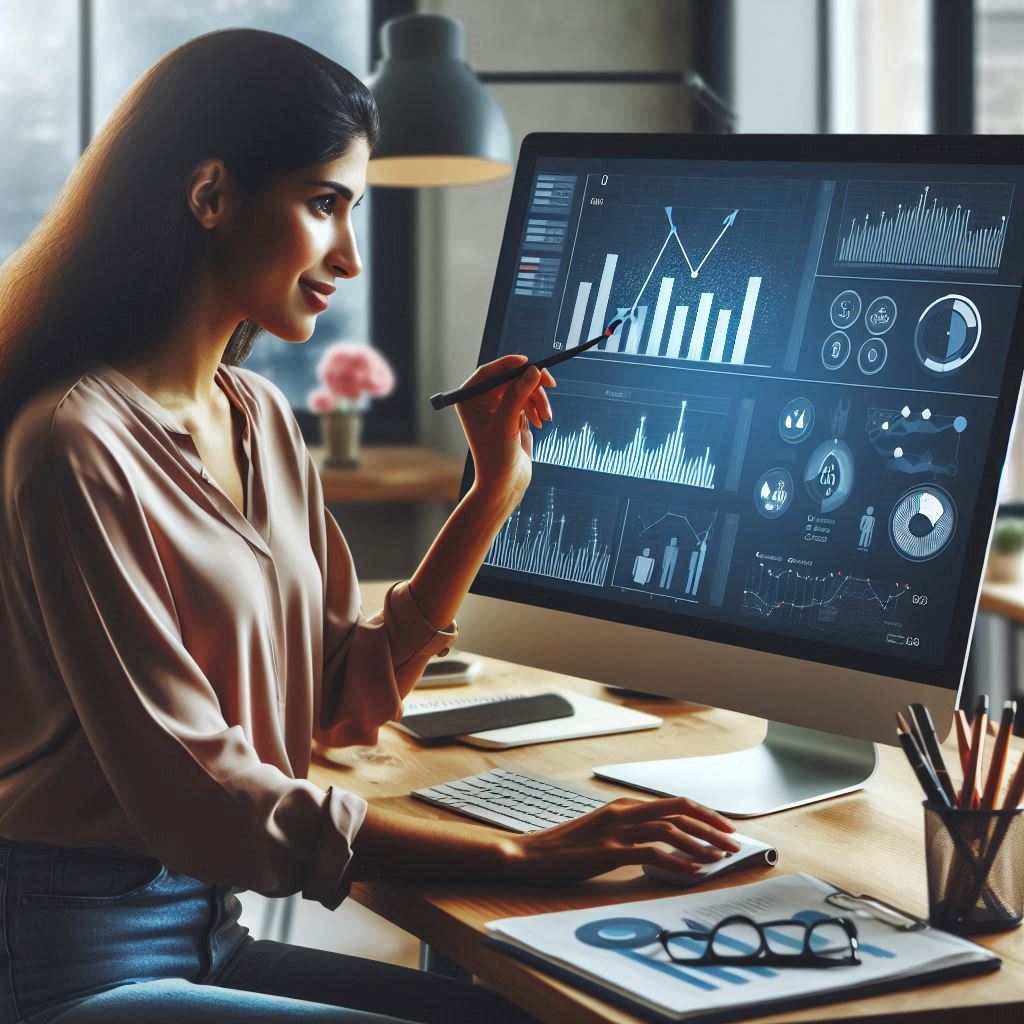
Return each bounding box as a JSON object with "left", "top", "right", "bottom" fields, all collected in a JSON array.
[{"left": 454, "top": 133, "right": 1024, "bottom": 816}]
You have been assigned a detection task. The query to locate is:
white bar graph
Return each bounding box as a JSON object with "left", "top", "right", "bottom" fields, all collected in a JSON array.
[
  {"left": 708, "top": 309, "right": 732, "bottom": 362},
  {"left": 624, "top": 306, "right": 648, "bottom": 355},
  {"left": 587, "top": 254, "right": 619, "bottom": 338},
  {"left": 565, "top": 281, "right": 592, "bottom": 347},
  {"left": 687, "top": 293, "right": 714, "bottom": 360},
  {"left": 645, "top": 277, "right": 675, "bottom": 357},
  {"left": 730, "top": 276, "right": 761, "bottom": 365},
  {"left": 666, "top": 305, "right": 689, "bottom": 359}
]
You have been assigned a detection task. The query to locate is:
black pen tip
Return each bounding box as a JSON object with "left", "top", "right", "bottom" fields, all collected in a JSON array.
[{"left": 975, "top": 694, "right": 989, "bottom": 715}]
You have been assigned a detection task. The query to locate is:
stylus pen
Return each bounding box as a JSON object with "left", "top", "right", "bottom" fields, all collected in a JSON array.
[
  {"left": 429, "top": 318, "right": 623, "bottom": 411},
  {"left": 909, "top": 703, "right": 959, "bottom": 807}
]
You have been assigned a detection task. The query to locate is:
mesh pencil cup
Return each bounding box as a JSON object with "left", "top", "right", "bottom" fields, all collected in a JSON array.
[{"left": 923, "top": 800, "right": 1024, "bottom": 935}]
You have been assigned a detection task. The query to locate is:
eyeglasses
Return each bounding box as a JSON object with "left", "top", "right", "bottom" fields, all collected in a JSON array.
[{"left": 657, "top": 914, "right": 861, "bottom": 968}]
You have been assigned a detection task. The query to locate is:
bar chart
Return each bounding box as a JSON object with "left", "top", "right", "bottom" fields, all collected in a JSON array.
[
  {"left": 552, "top": 175, "right": 814, "bottom": 370},
  {"left": 835, "top": 181, "right": 1015, "bottom": 272},
  {"left": 535, "top": 392, "right": 727, "bottom": 489},
  {"left": 485, "top": 486, "right": 616, "bottom": 586}
]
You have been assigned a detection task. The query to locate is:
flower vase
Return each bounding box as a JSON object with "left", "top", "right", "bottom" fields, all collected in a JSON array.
[{"left": 321, "top": 410, "right": 363, "bottom": 468}]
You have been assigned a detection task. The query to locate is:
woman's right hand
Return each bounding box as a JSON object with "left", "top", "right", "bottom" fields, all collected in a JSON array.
[{"left": 504, "top": 796, "right": 741, "bottom": 886}]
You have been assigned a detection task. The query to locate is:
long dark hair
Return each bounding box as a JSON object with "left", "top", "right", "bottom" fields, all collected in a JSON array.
[{"left": 0, "top": 27, "right": 380, "bottom": 445}]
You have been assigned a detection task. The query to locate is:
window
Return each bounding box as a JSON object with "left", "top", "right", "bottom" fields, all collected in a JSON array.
[
  {"left": 828, "top": 0, "right": 931, "bottom": 134},
  {"left": 0, "top": 1, "right": 79, "bottom": 264}
]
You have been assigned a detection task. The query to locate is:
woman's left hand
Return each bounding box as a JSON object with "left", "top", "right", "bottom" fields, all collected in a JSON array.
[{"left": 455, "top": 355, "right": 555, "bottom": 511}]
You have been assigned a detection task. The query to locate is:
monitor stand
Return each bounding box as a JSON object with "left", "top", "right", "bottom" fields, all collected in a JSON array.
[{"left": 593, "top": 721, "right": 878, "bottom": 818}]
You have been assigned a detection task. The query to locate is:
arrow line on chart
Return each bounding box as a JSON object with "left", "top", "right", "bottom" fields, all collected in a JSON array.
[
  {"left": 691, "top": 209, "right": 739, "bottom": 277},
  {"left": 629, "top": 225, "right": 677, "bottom": 316}
]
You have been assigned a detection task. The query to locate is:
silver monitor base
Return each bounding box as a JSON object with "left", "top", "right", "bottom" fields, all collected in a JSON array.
[{"left": 593, "top": 721, "right": 879, "bottom": 818}]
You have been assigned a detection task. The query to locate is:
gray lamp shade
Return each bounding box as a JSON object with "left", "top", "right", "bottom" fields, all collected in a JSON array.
[{"left": 365, "top": 14, "right": 513, "bottom": 187}]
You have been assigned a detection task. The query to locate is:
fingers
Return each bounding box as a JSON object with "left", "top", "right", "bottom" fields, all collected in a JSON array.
[
  {"left": 629, "top": 845, "right": 704, "bottom": 876},
  {"left": 496, "top": 364, "right": 543, "bottom": 431},
  {"left": 605, "top": 797, "right": 740, "bottom": 853},
  {"left": 622, "top": 820, "right": 729, "bottom": 862},
  {"left": 610, "top": 795, "right": 736, "bottom": 836},
  {"left": 461, "top": 354, "right": 528, "bottom": 389}
]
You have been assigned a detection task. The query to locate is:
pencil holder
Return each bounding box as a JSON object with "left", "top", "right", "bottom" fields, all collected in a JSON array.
[{"left": 923, "top": 800, "right": 1024, "bottom": 935}]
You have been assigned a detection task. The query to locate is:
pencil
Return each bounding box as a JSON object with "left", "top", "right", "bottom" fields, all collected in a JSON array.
[
  {"left": 980, "top": 700, "right": 1017, "bottom": 810},
  {"left": 961, "top": 695, "right": 989, "bottom": 810},
  {"left": 954, "top": 708, "right": 973, "bottom": 778}
]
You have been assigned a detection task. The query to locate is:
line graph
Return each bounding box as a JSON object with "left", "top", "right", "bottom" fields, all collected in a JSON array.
[
  {"left": 741, "top": 561, "right": 911, "bottom": 643},
  {"left": 835, "top": 181, "right": 1014, "bottom": 271},
  {"left": 485, "top": 486, "right": 616, "bottom": 586},
  {"left": 534, "top": 392, "right": 727, "bottom": 489},
  {"left": 552, "top": 175, "right": 814, "bottom": 370}
]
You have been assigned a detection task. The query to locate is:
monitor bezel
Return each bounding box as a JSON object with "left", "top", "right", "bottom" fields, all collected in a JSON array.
[{"left": 464, "top": 132, "right": 1024, "bottom": 692}]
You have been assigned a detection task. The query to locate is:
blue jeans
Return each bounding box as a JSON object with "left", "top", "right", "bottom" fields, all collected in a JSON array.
[{"left": 0, "top": 840, "right": 533, "bottom": 1023}]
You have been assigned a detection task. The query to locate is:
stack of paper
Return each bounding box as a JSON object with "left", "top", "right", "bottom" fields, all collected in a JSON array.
[{"left": 485, "top": 874, "right": 999, "bottom": 1022}]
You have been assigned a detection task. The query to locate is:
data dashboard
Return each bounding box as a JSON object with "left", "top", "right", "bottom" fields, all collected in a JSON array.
[{"left": 471, "top": 144, "right": 1024, "bottom": 687}]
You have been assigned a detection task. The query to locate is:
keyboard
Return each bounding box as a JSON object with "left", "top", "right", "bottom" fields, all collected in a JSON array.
[{"left": 412, "top": 767, "right": 609, "bottom": 833}]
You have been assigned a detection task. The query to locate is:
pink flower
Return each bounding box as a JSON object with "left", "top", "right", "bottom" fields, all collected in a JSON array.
[
  {"left": 316, "top": 342, "right": 395, "bottom": 405},
  {"left": 307, "top": 387, "right": 336, "bottom": 414}
]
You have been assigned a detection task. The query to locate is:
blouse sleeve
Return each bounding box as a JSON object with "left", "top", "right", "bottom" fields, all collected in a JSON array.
[
  {"left": 12, "top": 418, "right": 365, "bottom": 910},
  {"left": 303, "top": 446, "right": 458, "bottom": 749}
]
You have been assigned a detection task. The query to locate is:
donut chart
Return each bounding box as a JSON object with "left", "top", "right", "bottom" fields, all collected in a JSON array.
[
  {"left": 914, "top": 294, "right": 981, "bottom": 376},
  {"left": 889, "top": 485, "right": 957, "bottom": 561}
]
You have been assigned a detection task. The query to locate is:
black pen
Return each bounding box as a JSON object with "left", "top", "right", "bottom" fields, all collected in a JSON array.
[
  {"left": 909, "top": 703, "right": 959, "bottom": 807},
  {"left": 429, "top": 318, "right": 624, "bottom": 411},
  {"left": 896, "top": 712, "right": 948, "bottom": 806}
]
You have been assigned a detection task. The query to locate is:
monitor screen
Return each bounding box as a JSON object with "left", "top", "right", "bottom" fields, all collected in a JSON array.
[{"left": 467, "top": 135, "right": 1024, "bottom": 691}]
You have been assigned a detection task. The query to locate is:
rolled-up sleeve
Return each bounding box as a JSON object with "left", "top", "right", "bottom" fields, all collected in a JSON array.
[
  {"left": 305, "top": 448, "right": 457, "bottom": 749},
  {"left": 15, "top": 421, "right": 366, "bottom": 909}
]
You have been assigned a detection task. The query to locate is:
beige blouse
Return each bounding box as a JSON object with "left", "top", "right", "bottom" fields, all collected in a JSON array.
[{"left": 0, "top": 361, "right": 456, "bottom": 909}]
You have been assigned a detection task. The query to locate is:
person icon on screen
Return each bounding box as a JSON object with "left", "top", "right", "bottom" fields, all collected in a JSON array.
[
  {"left": 685, "top": 529, "right": 710, "bottom": 596},
  {"left": 632, "top": 547, "right": 655, "bottom": 585},
  {"left": 659, "top": 537, "right": 679, "bottom": 589},
  {"left": 858, "top": 506, "right": 876, "bottom": 551}
]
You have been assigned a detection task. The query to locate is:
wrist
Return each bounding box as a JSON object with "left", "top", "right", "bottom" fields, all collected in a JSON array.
[{"left": 465, "top": 483, "right": 519, "bottom": 527}]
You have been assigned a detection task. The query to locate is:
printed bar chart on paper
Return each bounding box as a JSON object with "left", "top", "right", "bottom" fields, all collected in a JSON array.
[
  {"left": 835, "top": 180, "right": 1015, "bottom": 271},
  {"left": 534, "top": 391, "right": 728, "bottom": 489},
  {"left": 485, "top": 486, "right": 617, "bottom": 586},
  {"left": 552, "top": 175, "right": 814, "bottom": 371}
]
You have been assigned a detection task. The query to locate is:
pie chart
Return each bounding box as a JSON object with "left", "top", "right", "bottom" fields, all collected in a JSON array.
[
  {"left": 889, "top": 485, "right": 957, "bottom": 561},
  {"left": 914, "top": 294, "right": 981, "bottom": 376}
]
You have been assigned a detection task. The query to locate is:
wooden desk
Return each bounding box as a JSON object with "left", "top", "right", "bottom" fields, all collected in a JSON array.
[
  {"left": 312, "top": 582, "right": 1024, "bottom": 1024},
  {"left": 310, "top": 445, "right": 464, "bottom": 504}
]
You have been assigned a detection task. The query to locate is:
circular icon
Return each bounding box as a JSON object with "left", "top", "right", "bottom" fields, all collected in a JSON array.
[
  {"left": 914, "top": 294, "right": 982, "bottom": 376},
  {"left": 575, "top": 918, "right": 663, "bottom": 949},
  {"left": 857, "top": 336, "right": 888, "bottom": 375},
  {"left": 755, "top": 467, "right": 794, "bottom": 519},
  {"left": 803, "top": 439, "right": 855, "bottom": 513},
  {"left": 889, "top": 485, "right": 957, "bottom": 561},
  {"left": 865, "top": 296, "right": 897, "bottom": 335},
  {"left": 779, "top": 398, "right": 815, "bottom": 444},
  {"left": 830, "top": 289, "right": 862, "bottom": 329},
  {"left": 822, "top": 331, "right": 851, "bottom": 370}
]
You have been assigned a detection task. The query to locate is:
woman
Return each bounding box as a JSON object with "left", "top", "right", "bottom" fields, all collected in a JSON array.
[{"left": 0, "top": 28, "right": 739, "bottom": 1023}]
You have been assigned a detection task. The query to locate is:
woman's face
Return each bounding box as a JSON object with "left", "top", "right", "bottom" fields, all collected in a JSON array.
[{"left": 219, "top": 137, "right": 370, "bottom": 342}]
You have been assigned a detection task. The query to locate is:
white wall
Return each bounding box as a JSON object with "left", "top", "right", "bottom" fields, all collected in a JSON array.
[{"left": 414, "top": 0, "right": 696, "bottom": 457}]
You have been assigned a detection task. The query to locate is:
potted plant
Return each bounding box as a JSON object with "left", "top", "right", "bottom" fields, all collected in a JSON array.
[
  {"left": 987, "top": 519, "right": 1024, "bottom": 583},
  {"left": 307, "top": 342, "right": 395, "bottom": 468}
]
